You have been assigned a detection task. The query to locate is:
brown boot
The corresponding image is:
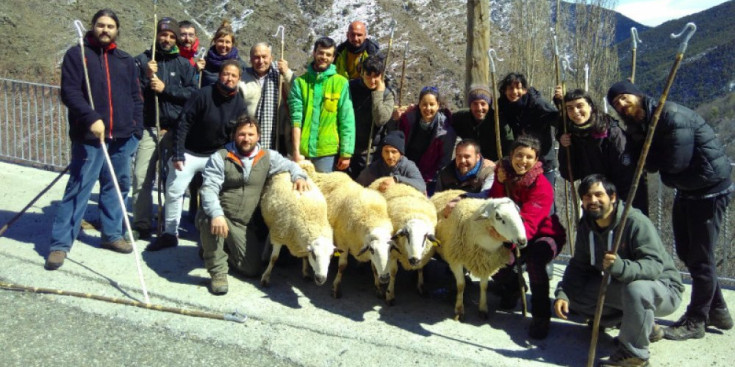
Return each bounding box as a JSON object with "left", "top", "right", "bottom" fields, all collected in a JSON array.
[
  {"left": 210, "top": 273, "right": 228, "bottom": 295},
  {"left": 100, "top": 238, "right": 133, "bottom": 254},
  {"left": 44, "top": 250, "right": 67, "bottom": 270}
]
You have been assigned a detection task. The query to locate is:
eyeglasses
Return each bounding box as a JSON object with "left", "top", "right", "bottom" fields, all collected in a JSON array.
[{"left": 180, "top": 32, "right": 196, "bottom": 37}]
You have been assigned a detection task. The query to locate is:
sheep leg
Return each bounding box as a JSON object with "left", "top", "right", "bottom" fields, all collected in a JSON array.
[
  {"left": 478, "top": 276, "right": 489, "bottom": 320},
  {"left": 332, "top": 252, "right": 348, "bottom": 299},
  {"left": 416, "top": 268, "right": 426, "bottom": 297},
  {"left": 385, "top": 258, "right": 398, "bottom": 306},
  {"left": 372, "top": 262, "right": 386, "bottom": 299},
  {"left": 260, "top": 243, "right": 282, "bottom": 287},
  {"left": 449, "top": 262, "right": 466, "bottom": 322}
]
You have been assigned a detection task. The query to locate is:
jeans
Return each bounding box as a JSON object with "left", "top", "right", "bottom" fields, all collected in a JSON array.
[
  {"left": 50, "top": 136, "right": 139, "bottom": 252},
  {"left": 163, "top": 151, "right": 211, "bottom": 235},
  {"left": 311, "top": 155, "right": 336, "bottom": 173},
  {"left": 672, "top": 191, "right": 731, "bottom": 320}
]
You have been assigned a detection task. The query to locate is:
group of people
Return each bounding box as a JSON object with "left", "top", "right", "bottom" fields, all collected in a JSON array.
[{"left": 44, "top": 9, "right": 731, "bottom": 367}]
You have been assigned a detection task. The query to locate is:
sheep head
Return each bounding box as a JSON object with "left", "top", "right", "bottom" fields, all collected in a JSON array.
[
  {"left": 475, "top": 197, "right": 527, "bottom": 248},
  {"left": 358, "top": 226, "right": 393, "bottom": 284},
  {"left": 306, "top": 236, "right": 336, "bottom": 286},
  {"left": 391, "top": 218, "right": 436, "bottom": 268}
]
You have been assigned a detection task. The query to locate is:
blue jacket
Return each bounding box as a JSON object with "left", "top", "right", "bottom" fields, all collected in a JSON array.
[{"left": 61, "top": 33, "right": 143, "bottom": 142}]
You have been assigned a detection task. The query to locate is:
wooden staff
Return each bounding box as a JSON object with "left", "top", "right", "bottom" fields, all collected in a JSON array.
[
  {"left": 151, "top": 1, "right": 164, "bottom": 237},
  {"left": 398, "top": 41, "right": 409, "bottom": 107},
  {"left": 586, "top": 22, "right": 697, "bottom": 367}
]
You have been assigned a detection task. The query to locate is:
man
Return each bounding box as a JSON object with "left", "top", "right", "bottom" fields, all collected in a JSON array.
[
  {"left": 607, "top": 80, "right": 734, "bottom": 340},
  {"left": 288, "top": 36, "right": 355, "bottom": 173},
  {"left": 148, "top": 60, "right": 246, "bottom": 251},
  {"left": 555, "top": 174, "right": 683, "bottom": 367},
  {"left": 347, "top": 55, "right": 395, "bottom": 179},
  {"left": 435, "top": 139, "right": 495, "bottom": 193},
  {"left": 177, "top": 20, "right": 205, "bottom": 72},
  {"left": 356, "top": 130, "right": 425, "bottom": 193},
  {"left": 45, "top": 9, "right": 143, "bottom": 270},
  {"left": 131, "top": 17, "right": 197, "bottom": 240},
  {"left": 452, "top": 85, "right": 514, "bottom": 162},
  {"left": 334, "top": 21, "right": 379, "bottom": 80},
  {"left": 198, "top": 115, "right": 309, "bottom": 294},
  {"left": 239, "top": 42, "right": 293, "bottom": 154}
]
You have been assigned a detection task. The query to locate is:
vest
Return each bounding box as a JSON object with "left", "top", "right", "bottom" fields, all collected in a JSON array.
[
  {"left": 217, "top": 148, "right": 271, "bottom": 225},
  {"left": 438, "top": 163, "right": 494, "bottom": 193}
]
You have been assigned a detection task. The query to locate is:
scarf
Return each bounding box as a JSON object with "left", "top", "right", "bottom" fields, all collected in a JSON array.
[
  {"left": 205, "top": 45, "right": 239, "bottom": 69},
  {"left": 178, "top": 38, "right": 200, "bottom": 66},
  {"left": 215, "top": 80, "right": 238, "bottom": 97},
  {"left": 156, "top": 44, "right": 180, "bottom": 56},
  {"left": 455, "top": 158, "right": 482, "bottom": 182},
  {"left": 501, "top": 157, "right": 544, "bottom": 197},
  {"left": 252, "top": 62, "right": 280, "bottom": 150}
]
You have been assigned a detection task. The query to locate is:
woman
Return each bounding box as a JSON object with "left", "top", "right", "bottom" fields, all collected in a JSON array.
[
  {"left": 200, "top": 20, "right": 245, "bottom": 88},
  {"left": 398, "top": 86, "right": 456, "bottom": 195},
  {"left": 489, "top": 135, "right": 566, "bottom": 339},
  {"left": 556, "top": 88, "right": 647, "bottom": 213}
]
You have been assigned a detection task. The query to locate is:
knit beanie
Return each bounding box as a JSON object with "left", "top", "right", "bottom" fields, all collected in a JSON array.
[
  {"left": 468, "top": 85, "right": 493, "bottom": 105},
  {"left": 382, "top": 130, "right": 406, "bottom": 155},
  {"left": 157, "top": 17, "right": 180, "bottom": 39},
  {"left": 607, "top": 80, "right": 643, "bottom": 106}
]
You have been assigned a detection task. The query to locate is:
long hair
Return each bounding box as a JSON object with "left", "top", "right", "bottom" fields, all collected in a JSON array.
[{"left": 563, "top": 88, "right": 609, "bottom": 135}]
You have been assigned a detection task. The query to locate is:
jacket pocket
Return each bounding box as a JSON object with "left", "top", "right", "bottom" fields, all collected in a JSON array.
[{"left": 323, "top": 92, "right": 339, "bottom": 113}]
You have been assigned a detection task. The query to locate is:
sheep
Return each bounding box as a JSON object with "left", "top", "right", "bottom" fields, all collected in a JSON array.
[
  {"left": 368, "top": 178, "right": 438, "bottom": 305},
  {"left": 430, "top": 190, "right": 527, "bottom": 321},
  {"left": 260, "top": 172, "right": 336, "bottom": 287},
  {"left": 300, "top": 162, "right": 395, "bottom": 299}
]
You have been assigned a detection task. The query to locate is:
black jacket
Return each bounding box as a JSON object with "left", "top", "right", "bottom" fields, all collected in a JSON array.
[
  {"left": 135, "top": 49, "right": 197, "bottom": 130},
  {"left": 629, "top": 96, "right": 732, "bottom": 196},
  {"left": 498, "top": 87, "right": 559, "bottom": 171},
  {"left": 60, "top": 33, "right": 143, "bottom": 142},
  {"left": 452, "top": 108, "right": 514, "bottom": 161}
]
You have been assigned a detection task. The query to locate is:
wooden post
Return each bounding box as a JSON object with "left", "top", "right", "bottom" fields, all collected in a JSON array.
[{"left": 466, "top": 0, "right": 490, "bottom": 94}]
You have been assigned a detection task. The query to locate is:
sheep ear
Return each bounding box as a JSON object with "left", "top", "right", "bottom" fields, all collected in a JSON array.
[
  {"left": 357, "top": 244, "right": 371, "bottom": 256},
  {"left": 391, "top": 228, "right": 407, "bottom": 240},
  {"left": 426, "top": 234, "right": 440, "bottom": 247},
  {"left": 475, "top": 201, "right": 496, "bottom": 220}
]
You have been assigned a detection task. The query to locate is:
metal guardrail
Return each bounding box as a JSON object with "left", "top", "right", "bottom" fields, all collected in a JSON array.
[{"left": 0, "top": 78, "right": 69, "bottom": 171}]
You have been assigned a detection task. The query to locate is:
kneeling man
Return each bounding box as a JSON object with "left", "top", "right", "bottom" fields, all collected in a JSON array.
[{"left": 554, "top": 174, "right": 683, "bottom": 367}]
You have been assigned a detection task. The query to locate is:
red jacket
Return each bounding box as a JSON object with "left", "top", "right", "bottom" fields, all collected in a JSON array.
[{"left": 487, "top": 159, "right": 566, "bottom": 244}]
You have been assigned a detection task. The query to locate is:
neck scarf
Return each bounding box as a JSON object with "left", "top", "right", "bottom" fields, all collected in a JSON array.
[
  {"left": 251, "top": 62, "right": 280, "bottom": 150},
  {"left": 206, "top": 45, "right": 239, "bottom": 70},
  {"left": 178, "top": 38, "right": 200, "bottom": 66},
  {"left": 455, "top": 158, "right": 482, "bottom": 182},
  {"left": 215, "top": 80, "right": 238, "bottom": 98}
]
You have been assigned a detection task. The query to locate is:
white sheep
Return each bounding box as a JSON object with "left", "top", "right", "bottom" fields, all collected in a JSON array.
[
  {"left": 368, "top": 179, "right": 438, "bottom": 305},
  {"left": 430, "top": 190, "right": 527, "bottom": 321},
  {"left": 301, "top": 162, "right": 395, "bottom": 299},
  {"left": 260, "top": 172, "right": 336, "bottom": 287}
]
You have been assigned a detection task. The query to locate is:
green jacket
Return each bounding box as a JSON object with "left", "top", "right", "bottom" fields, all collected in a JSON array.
[
  {"left": 555, "top": 200, "right": 684, "bottom": 302},
  {"left": 288, "top": 63, "right": 355, "bottom": 158}
]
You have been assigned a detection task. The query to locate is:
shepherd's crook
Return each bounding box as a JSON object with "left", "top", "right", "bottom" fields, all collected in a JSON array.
[
  {"left": 73, "top": 20, "right": 150, "bottom": 305},
  {"left": 630, "top": 27, "right": 643, "bottom": 83},
  {"left": 151, "top": 1, "right": 165, "bottom": 237},
  {"left": 272, "top": 25, "right": 286, "bottom": 152},
  {"left": 586, "top": 22, "right": 697, "bottom": 367}
]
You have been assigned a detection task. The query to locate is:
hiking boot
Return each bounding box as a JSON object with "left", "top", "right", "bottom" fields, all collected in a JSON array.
[
  {"left": 708, "top": 306, "right": 734, "bottom": 330},
  {"left": 131, "top": 227, "right": 152, "bottom": 240},
  {"left": 664, "top": 314, "right": 705, "bottom": 340},
  {"left": 101, "top": 238, "right": 133, "bottom": 254},
  {"left": 210, "top": 273, "right": 228, "bottom": 295},
  {"left": 529, "top": 317, "right": 550, "bottom": 339},
  {"left": 146, "top": 233, "right": 178, "bottom": 252},
  {"left": 649, "top": 322, "right": 664, "bottom": 343},
  {"left": 44, "top": 250, "right": 66, "bottom": 270},
  {"left": 598, "top": 347, "right": 649, "bottom": 367}
]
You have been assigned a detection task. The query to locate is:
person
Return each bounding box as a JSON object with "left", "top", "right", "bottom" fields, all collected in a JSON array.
[
  {"left": 131, "top": 17, "right": 197, "bottom": 240},
  {"left": 497, "top": 73, "right": 559, "bottom": 192},
  {"left": 148, "top": 60, "right": 246, "bottom": 251},
  {"left": 239, "top": 42, "right": 293, "bottom": 153},
  {"left": 356, "top": 130, "right": 425, "bottom": 193},
  {"left": 452, "top": 85, "right": 514, "bottom": 161},
  {"left": 45, "top": 9, "right": 143, "bottom": 270},
  {"left": 288, "top": 36, "right": 355, "bottom": 173},
  {"left": 555, "top": 88, "right": 647, "bottom": 213},
  {"left": 334, "top": 21, "right": 379, "bottom": 80},
  {"left": 397, "top": 86, "right": 456, "bottom": 195},
  {"left": 177, "top": 20, "right": 206, "bottom": 72},
  {"left": 347, "top": 55, "right": 395, "bottom": 179},
  {"left": 198, "top": 115, "right": 310, "bottom": 294},
  {"left": 555, "top": 174, "right": 683, "bottom": 367},
  {"left": 200, "top": 20, "right": 245, "bottom": 88},
  {"left": 435, "top": 139, "right": 495, "bottom": 193},
  {"left": 607, "top": 80, "right": 734, "bottom": 340},
  {"left": 487, "top": 135, "right": 565, "bottom": 339}
]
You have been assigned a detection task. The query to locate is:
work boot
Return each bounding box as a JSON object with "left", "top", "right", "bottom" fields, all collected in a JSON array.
[
  {"left": 707, "top": 306, "right": 734, "bottom": 330},
  {"left": 210, "top": 273, "right": 228, "bottom": 295},
  {"left": 101, "top": 238, "right": 133, "bottom": 254},
  {"left": 131, "top": 227, "right": 152, "bottom": 240},
  {"left": 529, "top": 317, "right": 550, "bottom": 339},
  {"left": 146, "top": 233, "right": 178, "bottom": 251},
  {"left": 598, "top": 347, "right": 649, "bottom": 367},
  {"left": 44, "top": 250, "right": 67, "bottom": 270},
  {"left": 664, "top": 314, "right": 705, "bottom": 340}
]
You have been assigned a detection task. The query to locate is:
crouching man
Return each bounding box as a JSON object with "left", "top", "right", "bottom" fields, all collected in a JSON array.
[
  {"left": 356, "top": 130, "right": 426, "bottom": 193},
  {"left": 198, "top": 115, "right": 310, "bottom": 295},
  {"left": 554, "top": 174, "right": 683, "bottom": 367}
]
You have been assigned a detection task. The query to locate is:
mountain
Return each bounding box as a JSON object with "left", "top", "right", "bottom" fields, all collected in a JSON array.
[{"left": 615, "top": 0, "right": 735, "bottom": 107}]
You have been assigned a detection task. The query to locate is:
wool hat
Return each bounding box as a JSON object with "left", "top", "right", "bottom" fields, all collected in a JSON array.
[
  {"left": 382, "top": 130, "right": 406, "bottom": 156},
  {"left": 467, "top": 85, "right": 493, "bottom": 105},
  {"left": 157, "top": 17, "right": 180, "bottom": 39},
  {"left": 607, "top": 80, "right": 644, "bottom": 106}
]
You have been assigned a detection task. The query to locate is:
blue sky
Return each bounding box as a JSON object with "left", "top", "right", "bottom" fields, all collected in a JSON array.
[{"left": 613, "top": 0, "right": 730, "bottom": 26}]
